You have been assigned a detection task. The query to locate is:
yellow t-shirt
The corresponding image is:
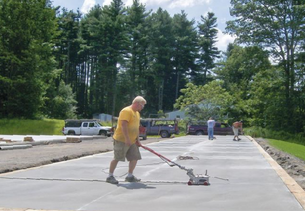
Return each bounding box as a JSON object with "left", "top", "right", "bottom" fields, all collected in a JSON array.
[{"left": 113, "top": 106, "right": 140, "bottom": 144}]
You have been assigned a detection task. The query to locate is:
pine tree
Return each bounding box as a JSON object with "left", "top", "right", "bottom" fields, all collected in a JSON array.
[
  {"left": 197, "top": 12, "right": 220, "bottom": 85},
  {"left": 0, "top": 0, "right": 58, "bottom": 118}
]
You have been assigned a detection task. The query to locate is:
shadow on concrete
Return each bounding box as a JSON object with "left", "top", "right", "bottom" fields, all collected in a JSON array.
[{"left": 117, "top": 182, "right": 156, "bottom": 189}]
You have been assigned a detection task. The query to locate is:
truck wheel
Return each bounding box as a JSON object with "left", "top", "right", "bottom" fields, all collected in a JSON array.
[
  {"left": 195, "top": 131, "right": 204, "bottom": 135},
  {"left": 68, "top": 131, "right": 75, "bottom": 135},
  {"left": 99, "top": 130, "right": 107, "bottom": 136},
  {"left": 160, "top": 131, "right": 169, "bottom": 138}
]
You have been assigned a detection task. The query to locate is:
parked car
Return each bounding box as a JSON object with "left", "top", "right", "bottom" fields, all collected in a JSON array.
[
  {"left": 140, "top": 118, "right": 179, "bottom": 138},
  {"left": 187, "top": 122, "right": 233, "bottom": 135},
  {"left": 139, "top": 124, "right": 147, "bottom": 140},
  {"left": 62, "top": 119, "right": 112, "bottom": 136}
]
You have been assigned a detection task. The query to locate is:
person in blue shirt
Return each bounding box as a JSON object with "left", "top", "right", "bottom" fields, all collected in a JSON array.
[{"left": 207, "top": 117, "right": 216, "bottom": 140}]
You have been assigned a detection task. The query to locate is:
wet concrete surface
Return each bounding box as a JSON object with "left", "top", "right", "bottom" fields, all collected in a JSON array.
[{"left": 0, "top": 135, "right": 304, "bottom": 211}]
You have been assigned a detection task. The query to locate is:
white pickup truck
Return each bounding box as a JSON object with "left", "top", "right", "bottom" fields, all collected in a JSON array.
[{"left": 62, "top": 119, "right": 112, "bottom": 136}]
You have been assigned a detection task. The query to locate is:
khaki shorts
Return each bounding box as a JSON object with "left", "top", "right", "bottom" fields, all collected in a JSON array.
[
  {"left": 113, "top": 139, "right": 142, "bottom": 162},
  {"left": 233, "top": 127, "right": 239, "bottom": 136}
]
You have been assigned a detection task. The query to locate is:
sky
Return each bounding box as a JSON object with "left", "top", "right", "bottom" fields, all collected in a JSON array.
[{"left": 51, "top": 0, "right": 235, "bottom": 51}]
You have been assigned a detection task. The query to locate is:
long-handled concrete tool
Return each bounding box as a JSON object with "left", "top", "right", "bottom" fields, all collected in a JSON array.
[{"left": 138, "top": 143, "right": 210, "bottom": 185}]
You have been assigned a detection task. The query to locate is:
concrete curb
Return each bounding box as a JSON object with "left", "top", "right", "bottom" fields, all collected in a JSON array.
[
  {"left": 31, "top": 139, "right": 67, "bottom": 146},
  {"left": 0, "top": 135, "right": 107, "bottom": 150},
  {"left": 0, "top": 144, "right": 32, "bottom": 150},
  {"left": 247, "top": 136, "right": 305, "bottom": 210}
]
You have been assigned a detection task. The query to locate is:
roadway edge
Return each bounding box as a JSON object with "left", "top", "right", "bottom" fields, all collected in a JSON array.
[{"left": 247, "top": 135, "right": 305, "bottom": 210}]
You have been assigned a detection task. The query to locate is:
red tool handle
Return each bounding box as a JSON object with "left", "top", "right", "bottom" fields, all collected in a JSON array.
[
  {"left": 138, "top": 142, "right": 188, "bottom": 170},
  {"left": 138, "top": 142, "right": 172, "bottom": 163}
]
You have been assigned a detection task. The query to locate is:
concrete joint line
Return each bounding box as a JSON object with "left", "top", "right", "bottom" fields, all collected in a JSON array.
[
  {"left": 0, "top": 176, "right": 105, "bottom": 183},
  {"left": 0, "top": 176, "right": 188, "bottom": 185}
]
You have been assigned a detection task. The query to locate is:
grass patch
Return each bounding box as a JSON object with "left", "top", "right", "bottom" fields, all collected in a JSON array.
[
  {"left": 267, "top": 138, "right": 305, "bottom": 161},
  {"left": 244, "top": 126, "right": 305, "bottom": 146},
  {"left": 0, "top": 119, "right": 65, "bottom": 135}
]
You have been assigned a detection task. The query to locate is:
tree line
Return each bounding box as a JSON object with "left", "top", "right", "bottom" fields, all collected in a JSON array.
[
  {"left": 175, "top": 0, "right": 305, "bottom": 134},
  {"left": 0, "top": 0, "right": 304, "bottom": 135},
  {"left": 0, "top": 0, "right": 219, "bottom": 119}
]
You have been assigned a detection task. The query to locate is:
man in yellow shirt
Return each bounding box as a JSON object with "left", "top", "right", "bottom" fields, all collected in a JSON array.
[{"left": 106, "top": 96, "right": 147, "bottom": 184}]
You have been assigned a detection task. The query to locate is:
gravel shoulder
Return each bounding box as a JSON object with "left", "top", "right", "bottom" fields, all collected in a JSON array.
[
  {"left": 1, "top": 136, "right": 304, "bottom": 191},
  {"left": 0, "top": 137, "right": 165, "bottom": 174},
  {"left": 255, "top": 137, "right": 305, "bottom": 191}
]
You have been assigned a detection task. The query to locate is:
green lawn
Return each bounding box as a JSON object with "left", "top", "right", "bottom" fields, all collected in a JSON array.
[
  {"left": 0, "top": 119, "right": 65, "bottom": 135},
  {"left": 267, "top": 138, "right": 305, "bottom": 161}
]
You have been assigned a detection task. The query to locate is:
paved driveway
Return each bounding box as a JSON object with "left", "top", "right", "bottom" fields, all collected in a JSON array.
[{"left": 0, "top": 135, "right": 304, "bottom": 211}]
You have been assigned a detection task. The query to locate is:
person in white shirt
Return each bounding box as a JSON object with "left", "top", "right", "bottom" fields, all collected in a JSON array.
[{"left": 207, "top": 117, "right": 216, "bottom": 140}]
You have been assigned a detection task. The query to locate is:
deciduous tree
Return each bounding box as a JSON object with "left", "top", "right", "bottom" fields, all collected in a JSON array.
[
  {"left": 226, "top": 0, "right": 305, "bottom": 131},
  {"left": 174, "top": 81, "right": 233, "bottom": 121}
]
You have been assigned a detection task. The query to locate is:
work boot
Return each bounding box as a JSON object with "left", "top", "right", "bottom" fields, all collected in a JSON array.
[
  {"left": 125, "top": 175, "right": 141, "bottom": 182},
  {"left": 106, "top": 176, "right": 119, "bottom": 184}
]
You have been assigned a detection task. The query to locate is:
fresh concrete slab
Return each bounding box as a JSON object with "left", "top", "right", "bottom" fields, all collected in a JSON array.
[{"left": 0, "top": 135, "right": 304, "bottom": 211}]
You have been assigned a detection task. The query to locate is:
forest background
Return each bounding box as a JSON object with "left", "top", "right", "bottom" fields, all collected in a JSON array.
[{"left": 0, "top": 0, "right": 304, "bottom": 143}]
